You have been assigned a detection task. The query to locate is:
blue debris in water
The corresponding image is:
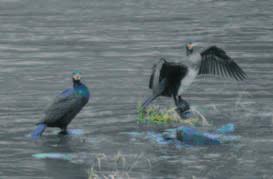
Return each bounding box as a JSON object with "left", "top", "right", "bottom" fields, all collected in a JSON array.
[
  {"left": 216, "top": 123, "right": 235, "bottom": 134},
  {"left": 175, "top": 124, "right": 240, "bottom": 145},
  {"left": 126, "top": 123, "right": 240, "bottom": 146},
  {"left": 176, "top": 127, "right": 221, "bottom": 145},
  {"left": 32, "top": 153, "right": 73, "bottom": 160},
  {"left": 176, "top": 124, "right": 240, "bottom": 145}
]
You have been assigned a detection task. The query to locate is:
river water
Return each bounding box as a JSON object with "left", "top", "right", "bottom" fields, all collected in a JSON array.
[{"left": 0, "top": 0, "right": 273, "bottom": 178}]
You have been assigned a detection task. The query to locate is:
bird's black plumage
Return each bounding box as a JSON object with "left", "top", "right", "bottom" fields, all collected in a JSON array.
[
  {"left": 40, "top": 82, "right": 89, "bottom": 130},
  {"left": 149, "top": 58, "right": 188, "bottom": 97},
  {"left": 198, "top": 46, "right": 247, "bottom": 80},
  {"left": 32, "top": 78, "right": 90, "bottom": 138}
]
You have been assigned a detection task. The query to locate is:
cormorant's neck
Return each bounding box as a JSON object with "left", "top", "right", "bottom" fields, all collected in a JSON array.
[
  {"left": 186, "top": 49, "right": 193, "bottom": 56},
  {"left": 186, "top": 53, "right": 201, "bottom": 71},
  {"left": 73, "top": 79, "right": 82, "bottom": 88}
]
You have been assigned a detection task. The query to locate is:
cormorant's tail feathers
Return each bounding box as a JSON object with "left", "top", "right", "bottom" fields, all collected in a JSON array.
[
  {"left": 142, "top": 94, "right": 159, "bottom": 109},
  {"left": 31, "top": 123, "right": 47, "bottom": 139}
]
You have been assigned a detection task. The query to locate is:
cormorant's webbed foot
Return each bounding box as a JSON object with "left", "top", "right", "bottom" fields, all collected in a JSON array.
[{"left": 175, "top": 96, "right": 191, "bottom": 119}]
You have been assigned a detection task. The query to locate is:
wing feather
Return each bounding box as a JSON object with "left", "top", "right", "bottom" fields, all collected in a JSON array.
[
  {"left": 215, "top": 60, "right": 219, "bottom": 75},
  {"left": 41, "top": 89, "right": 83, "bottom": 124},
  {"left": 212, "top": 60, "right": 216, "bottom": 75},
  {"left": 221, "top": 63, "right": 229, "bottom": 77},
  {"left": 198, "top": 46, "right": 247, "bottom": 80}
]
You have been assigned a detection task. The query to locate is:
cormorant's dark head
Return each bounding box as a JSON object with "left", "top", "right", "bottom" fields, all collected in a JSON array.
[
  {"left": 186, "top": 42, "right": 193, "bottom": 56},
  {"left": 72, "top": 70, "right": 81, "bottom": 84}
]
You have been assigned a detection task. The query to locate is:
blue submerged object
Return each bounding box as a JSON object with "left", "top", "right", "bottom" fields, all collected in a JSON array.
[
  {"left": 176, "top": 126, "right": 221, "bottom": 145},
  {"left": 126, "top": 123, "right": 239, "bottom": 147},
  {"left": 175, "top": 123, "right": 239, "bottom": 145}
]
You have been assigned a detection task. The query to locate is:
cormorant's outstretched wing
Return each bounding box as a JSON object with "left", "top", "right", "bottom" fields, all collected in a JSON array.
[
  {"left": 198, "top": 46, "right": 247, "bottom": 80},
  {"left": 40, "top": 88, "right": 83, "bottom": 124}
]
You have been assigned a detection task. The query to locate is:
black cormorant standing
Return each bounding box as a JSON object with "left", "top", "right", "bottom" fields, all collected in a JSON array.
[
  {"left": 143, "top": 43, "right": 247, "bottom": 117},
  {"left": 32, "top": 71, "right": 90, "bottom": 138}
]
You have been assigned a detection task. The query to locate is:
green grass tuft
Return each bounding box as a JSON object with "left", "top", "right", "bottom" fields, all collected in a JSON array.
[{"left": 136, "top": 103, "right": 202, "bottom": 126}]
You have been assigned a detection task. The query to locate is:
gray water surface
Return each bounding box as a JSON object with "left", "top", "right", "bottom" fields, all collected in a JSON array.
[{"left": 0, "top": 0, "right": 273, "bottom": 178}]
